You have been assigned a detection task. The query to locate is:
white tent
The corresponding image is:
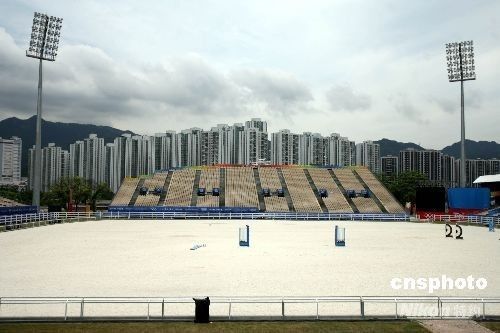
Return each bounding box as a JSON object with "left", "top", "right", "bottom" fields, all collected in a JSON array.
[{"left": 473, "top": 174, "right": 500, "bottom": 184}]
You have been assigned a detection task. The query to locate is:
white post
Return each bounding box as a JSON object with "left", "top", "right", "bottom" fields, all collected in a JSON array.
[
  {"left": 147, "top": 299, "right": 150, "bottom": 320},
  {"left": 316, "top": 298, "right": 319, "bottom": 320},
  {"left": 281, "top": 298, "right": 285, "bottom": 319},
  {"left": 395, "top": 298, "right": 398, "bottom": 319},
  {"left": 80, "top": 298, "right": 84, "bottom": 318},
  {"left": 64, "top": 299, "right": 68, "bottom": 320}
]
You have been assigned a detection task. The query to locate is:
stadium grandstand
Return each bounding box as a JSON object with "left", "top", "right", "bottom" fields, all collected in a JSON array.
[{"left": 109, "top": 166, "right": 405, "bottom": 214}]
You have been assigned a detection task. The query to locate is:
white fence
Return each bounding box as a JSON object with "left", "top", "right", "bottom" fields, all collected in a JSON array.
[
  {"left": 0, "top": 212, "right": 95, "bottom": 231},
  {"left": 0, "top": 296, "right": 499, "bottom": 321},
  {"left": 422, "top": 214, "right": 500, "bottom": 225},
  {"left": 2, "top": 211, "right": 500, "bottom": 232},
  {"left": 0, "top": 211, "right": 411, "bottom": 230}
]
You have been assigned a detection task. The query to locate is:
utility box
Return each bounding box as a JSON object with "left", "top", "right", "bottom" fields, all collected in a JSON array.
[{"left": 193, "top": 297, "right": 210, "bottom": 323}]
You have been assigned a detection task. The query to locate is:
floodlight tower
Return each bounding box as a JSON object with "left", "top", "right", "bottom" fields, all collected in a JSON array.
[
  {"left": 26, "top": 12, "right": 63, "bottom": 207},
  {"left": 445, "top": 40, "right": 476, "bottom": 188}
]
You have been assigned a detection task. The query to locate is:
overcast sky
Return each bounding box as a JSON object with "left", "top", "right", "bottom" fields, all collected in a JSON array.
[{"left": 0, "top": 0, "right": 499, "bottom": 148}]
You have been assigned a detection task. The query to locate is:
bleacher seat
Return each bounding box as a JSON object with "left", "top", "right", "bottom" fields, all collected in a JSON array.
[
  {"left": 307, "top": 168, "right": 352, "bottom": 213},
  {"left": 164, "top": 169, "right": 196, "bottom": 206},
  {"left": 333, "top": 169, "right": 381, "bottom": 213},
  {"left": 281, "top": 168, "right": 322, "bottom": 213},
  {"left": 111, "top": 166, "right": 403, "bottom": 214},
  {"left": 225, "top": 167, "right": 259, "bottom": 208},
  {"left": 354, "top": 167, "right": 406, "bottom": 214},
  {"left": 258, "top": 168, "right": 289, "bottom": 212},
  {"left": 111, "top": 178, "right": 141, "bottom": 206},
  {"left": 196, "top": 168, "right": 220, "bottom": 207}
]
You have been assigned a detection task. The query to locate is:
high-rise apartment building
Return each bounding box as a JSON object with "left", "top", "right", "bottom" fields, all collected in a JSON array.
[
  {"left": 0, "top": 136, "right": 22, "bottom": 185},
  {"left": 239, "top": 128, "right": 269, "bottom": 164},
  {"left": 400, "top": 149, "right": 441, "bottom": 181},
  {"left": 29, "top": 143, "right": 68, "bottom": 191},
  {"left": 230, "top": 124, "right": 245, "bottom": 164},
  {"left": 399, "top": 149, "right": 456, "bottom": 186},
  {"left": 214, "top": 124, "right": 232, "bottom": 164},
  {"left": 200, "top": 129, "right": 220, "bottom": 165},
  {"left": 60, "top": 150, "right": 70, "bottom": 179},
  {"left": 356, "top": 141, "right": 380, "bottom": 173},
  {"left": 41, "top": 143, "right": 61, "bottom": 192},
  {"left": 113, "top": 134, "right": 131, "bottom": 184},
  {"left": 154, "top": 133, "right": 175, "bottom": 171},
  {"left": 326, "top": 133, "right": 354, "bottom": 167},
  {"left": 272, "top": 129, "right": 300, "bottom": 165},
  {"left": 129, "top": 135, "right": 155, "bottom": 177},
  {"left": 25, "top": 117, "right": 497, "bottom": 194},
  {"left": 104, "top": 143, "right": 117, "bottom": 192},
  {"left": 239, "top": 119, "right": 268, "bottom": 165},
  {"left": 490, "top": 159, "right": 500, "bottom": 175},
  {"left": 440, "top": 154, "right": 456, "bottom": 187},
  {"left": 180, "top": 128, "right": 201, "bottom": 167},
  {"left": 381, "top": 155, "right": 399, "bottom": 177},
  {"left": 69, "top": 140, "right": 84, "bottom": 178},
  {"left": 245, "top": 118, "right": 267, "bottom": 133},
  {"left": 83, "top": 134, "right": 105, "bottom": 185},
  {"left": 299, "top": 133, "right": 326, "bottom": 165},
  {"left": 456, "top": 158, "right": 500, "bottom": 187}
]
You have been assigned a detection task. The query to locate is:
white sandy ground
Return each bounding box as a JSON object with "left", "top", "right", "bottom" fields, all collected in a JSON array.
[{"left": 0, "top": 220, "right": 498, "bottom": 318}]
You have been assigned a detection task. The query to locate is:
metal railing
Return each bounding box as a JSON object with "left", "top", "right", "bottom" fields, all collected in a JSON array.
[
  {"left": 0, "top": 212, "right": 96, "bottom": 231},
  {"left": 0, "top": 211, "right": 409, "bottom": 230},
  {"left": 422, "top": 214, "right": 500, "bottom": 225},
  {"left": 2, "top": 211, "right": 499, "bottom": 233},
  {"left": 103, "top": 211, "right": 410, "bottom": 221},
  {"left": 0, "top": 296, "right": 499, "bottom": 321}
]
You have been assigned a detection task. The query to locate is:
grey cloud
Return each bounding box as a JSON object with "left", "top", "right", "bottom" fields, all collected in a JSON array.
[
  {"left": 143, "top": 55, "right": 242, "bottom": 115},
  {"left": 231, "top": 69, "right": 313, "bottom": 116},
  {"left": 465, "top": 89, "right": 482, "bottom": 109},
  {"left": 429, "top": 96, "right": 456, "bottom": 114},
  {"left": 391, "top": 93, "right": 430, "bottom": 125},
  {"left": 429, "top": 89, "right": 482, "bottom": 114},
  {"left": 326, "top": 85, "right": 371, "bottom": 112},
  {"left": 1, "top": 28, "right": 297, "bottom": 125},
  {"left": 0, "top": 26, "right": 316, "bottom": 128}
]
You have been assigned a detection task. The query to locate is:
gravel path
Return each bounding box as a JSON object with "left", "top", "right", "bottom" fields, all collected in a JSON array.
[{"left": 419, "top": 320, "right": 494, "bottom": 333}]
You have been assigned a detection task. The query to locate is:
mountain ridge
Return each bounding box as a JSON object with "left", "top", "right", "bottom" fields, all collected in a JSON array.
[{"left": 0, "top": 116, "right": 135, "bottom": 177}]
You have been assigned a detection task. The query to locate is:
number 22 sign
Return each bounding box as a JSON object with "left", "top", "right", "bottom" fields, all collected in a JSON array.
[{"left": 446, "top": 223, "right": 463, "bottom": 240}]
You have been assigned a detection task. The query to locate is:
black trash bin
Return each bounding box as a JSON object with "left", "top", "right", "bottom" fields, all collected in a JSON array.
[{"left": 193, "top": 297, "right": 210, "bottom": 323}]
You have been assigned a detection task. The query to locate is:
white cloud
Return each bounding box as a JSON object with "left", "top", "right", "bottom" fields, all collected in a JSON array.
[
  {"left": 326, "top": 84, "right": 371, "bottom": 112},
  {"left": 0, "top": 0, "right": 499, "bottom": 147}
]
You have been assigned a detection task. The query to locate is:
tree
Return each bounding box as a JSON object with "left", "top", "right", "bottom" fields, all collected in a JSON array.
[
  {"left": 89, "top": 182, "right": 114, "bottom": 211},
  {"left": 378, "top": 171, "right": 427, "bottom": 205},
  {"left": 0, "top": 185, "right": 32, "bottom": 205},
  {"left": 46, "top": 177, "right": 91, "bottom": 211}
]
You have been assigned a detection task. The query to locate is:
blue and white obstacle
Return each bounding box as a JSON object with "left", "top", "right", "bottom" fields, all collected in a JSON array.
[
  {"left": 488, "top": 219, "right": 495, "bottom": 232},
  {"left": 190, "top": 244, "right": 206, "bottom": 250},
  {"left": 335, "top": 225, "right": 345, "bottom": 247},
  {"left": 239, "top": 225, "right": 250, "bottom": 247}
]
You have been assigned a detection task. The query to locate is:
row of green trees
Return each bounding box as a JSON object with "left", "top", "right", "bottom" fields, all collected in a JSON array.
[
  {"left": 0, "top": 185, "right": 32, "bottom": 204},
  {"left": 377, "top": 171, "right": 427, "bottom": 205},
  {"left": 0, "top": 177, "right": 114, "bottom": 211},
  {"left": 44, "top": 177, "right": 114, "bottom": 211}
]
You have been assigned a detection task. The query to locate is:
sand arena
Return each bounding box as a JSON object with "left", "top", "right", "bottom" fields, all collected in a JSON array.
[{"left": 1, "top": 219, "right": 498, "bottom": 297}]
